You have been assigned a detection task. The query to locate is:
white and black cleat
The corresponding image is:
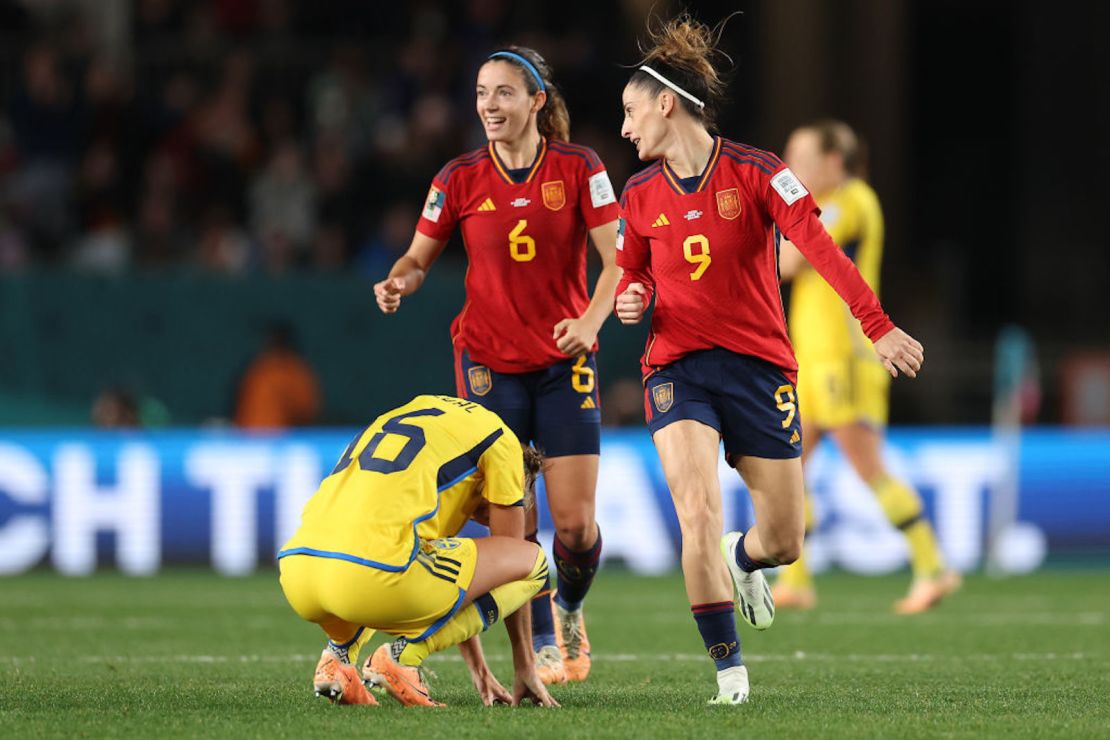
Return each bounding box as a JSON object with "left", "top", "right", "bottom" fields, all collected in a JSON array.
[{"left": 720, "top": 532, "right": 775, "bottom": 630}]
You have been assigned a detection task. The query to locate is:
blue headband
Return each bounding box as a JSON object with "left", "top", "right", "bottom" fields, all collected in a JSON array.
[{"left": 488, "top": 51, "right": 546, "bottom": 93}]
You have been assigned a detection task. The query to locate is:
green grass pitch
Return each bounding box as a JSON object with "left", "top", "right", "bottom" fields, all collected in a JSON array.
[{"left": 2, "top": 569, "right": 1108, "bottom": 738}]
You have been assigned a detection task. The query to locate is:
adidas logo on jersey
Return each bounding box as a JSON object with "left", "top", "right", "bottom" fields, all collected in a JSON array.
[
  {"left": 580, "top": 396, "right": 596, "bottom": 409},
  {"left": 651, "top": 213, "right": 670, "bottom": 227},
  {"left": 789, "top": 429, "right": 800, "bottom": 444},
  {"left": 684, "top": 209, "right": 703, "bottom": 220},
  {"left": 478, "top": 198, "right": 497, "bottom": 212}
]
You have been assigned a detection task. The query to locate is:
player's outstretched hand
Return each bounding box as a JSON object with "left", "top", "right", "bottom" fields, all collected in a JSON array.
[
  {"left": 512, "top": 669, "right": 560, "bottom": 708},
  {"left": 615, "top": 282, "right": 647, "bottom": 325},
  {"left": 374, "top": 276, "right": 405, "bottom": 314},
  {"left": 873, "top": 327, "right": 924, "bottom": 378},
  {"left": 471, "top": 668, "right": 513, "bottom": 707},
  {"left": 553, "top": 317, "right": 597, "bottom": 357}
]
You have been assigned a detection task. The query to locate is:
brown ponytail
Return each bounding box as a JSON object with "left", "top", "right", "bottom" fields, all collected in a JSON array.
[
  {"left": 487, "top": 45, "right": 570, "bottom": 142},
  {"left": 629, "top": 13, "right": 734, "bottom": 128}
]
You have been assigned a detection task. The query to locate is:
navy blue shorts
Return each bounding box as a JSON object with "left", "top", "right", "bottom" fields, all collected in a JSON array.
[
  {"left": 644, "top": 349, "right": 802, "bottom": 461},
  {"left": 454, "top": 348, "right": 601, "bottom": 457}
]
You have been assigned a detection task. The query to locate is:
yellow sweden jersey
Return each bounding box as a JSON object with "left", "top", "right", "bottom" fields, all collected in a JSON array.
[
  {"left": 790, "top": 178, "right": 885, "bottom": 360},
  {"left": 279, "top": 395, "right": 524, "bottom": 570}
]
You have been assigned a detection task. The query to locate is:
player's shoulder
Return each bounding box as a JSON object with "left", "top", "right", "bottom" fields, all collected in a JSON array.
[
  {"left": 434, "top": 147, "right": 491, "bottom": 185},
  {"left": 619, "top": 161, "right": 664, "bottom": 204},
  {"left": 546, "top": 138, "right": 603, "bottom": 170},
  {"left": 841, "top": 178, "right": 881, "bottom": 207},
  {"left": 716, "top": 137, "right": 784, "bottom": 177}
]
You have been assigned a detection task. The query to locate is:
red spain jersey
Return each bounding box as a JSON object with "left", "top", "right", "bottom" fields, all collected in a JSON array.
[
  {"left": 615, "top": 136, "right": 894, "bottom": 382},
  {"left": 416, "top": 137, "right": 620, "bottom": 373}
]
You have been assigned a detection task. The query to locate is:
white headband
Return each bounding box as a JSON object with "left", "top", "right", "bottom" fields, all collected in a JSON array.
[{"left": 637, "top": 65, "right": 706, "bottom": 110}]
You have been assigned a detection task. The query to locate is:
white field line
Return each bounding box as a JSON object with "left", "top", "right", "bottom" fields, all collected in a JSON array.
[
  {"left": 1, "top": 612, "right": 1104, "bottom": 631},
  {"left": 0, "top": 651, "right": 1098, "bottom": 666},
  {"left": 643, "top": 612, "right": 1107, "bottom": 626}
]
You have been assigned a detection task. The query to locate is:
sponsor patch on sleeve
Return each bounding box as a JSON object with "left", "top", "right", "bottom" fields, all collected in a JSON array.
[
  {"left": 770, "top": 168, "right": 809, "bottom": 206},
  {"left": 589, "top": 171, "right": 617, "bottom": 208},
  {"left": 422, "top": 185, "right": 445, "bottom": 222},
  {"left": 615, "top": 218, "right": 626, "bottom": 251}
]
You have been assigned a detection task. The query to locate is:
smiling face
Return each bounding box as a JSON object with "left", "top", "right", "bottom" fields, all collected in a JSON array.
[
  {"left": 475, "top": 60, "right": 544, "bottom": 144},
  {"left": 620, "top": 81, "right": 673, "bottom": 161}
]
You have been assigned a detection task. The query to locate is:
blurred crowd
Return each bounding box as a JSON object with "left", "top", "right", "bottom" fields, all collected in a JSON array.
[{"left": 0, "top": 0, "right": 638, "bottom": 276}]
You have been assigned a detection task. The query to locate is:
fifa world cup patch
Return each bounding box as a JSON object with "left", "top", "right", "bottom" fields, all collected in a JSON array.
[
  {"left": 588, "top": 171, "right": 616, "bottom": 208},
  {"left": 771, "top": 168, "right": 809, "bottom": 206},
  {"left": 423, "top": 186, "right": 446, "bottom": 222},
  {"left": 652, "top": 382, "right": 675, "bottom": 413},
  {"left": 715, "top": 188, "right": 742, "bottom": 220},
  {"left": 467, "top": 365, "right": 492, "bottom": 396},
  {"left": 541, "top": 180, "right": 566, "bottom": 211},
  {"left": 615, "top": 218, "right": 626, "bottom": 251}
]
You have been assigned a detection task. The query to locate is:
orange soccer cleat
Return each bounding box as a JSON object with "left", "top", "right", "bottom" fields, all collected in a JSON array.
[
  {"left": 770, "top": 583, "right": 818, "bottom": 611},
  {"left": 893, "top": 571, "right": 963, "bottom": 615},
  {"left": 535, "top": 644, "right": 568, "bottom": 685},
  {"left": 553, "top": 603, "right": 591, "bottom": 682},
  {"left": 363, "top": 642, "right": 444, "bottom": 707},
  {"left": 313, "top": 650, "right": 378, "bottom": 706}
]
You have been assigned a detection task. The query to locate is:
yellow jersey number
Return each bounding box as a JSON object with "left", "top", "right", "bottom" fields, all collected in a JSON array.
[
  {"left": 509, "top": 219, "right": 536, "bottom": 262},
  {"left": 773, "top": 385, "right": 796, "bottom": 429},
  {"left": 683, "top": 234, "right": 711, "bottom": 280},
  {"left": 571, "top": 355, "right": 595, "bottom": 393}
]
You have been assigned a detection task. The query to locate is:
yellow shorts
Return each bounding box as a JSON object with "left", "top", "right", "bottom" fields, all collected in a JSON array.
[
  {"left": 278, "top": 537, "right": 478, "bottom": 643},
  {"left": 796, "top": 356, "right": 890, "bottom": 430}
]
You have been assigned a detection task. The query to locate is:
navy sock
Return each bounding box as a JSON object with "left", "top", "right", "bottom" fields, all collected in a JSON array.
[
  {"left": 734, "top": 532, "right": 773, "bottom": 573},
  {"left": 526, "top": 531, "right": 557, "bottom": 650},
  {"left": 552, "top": 528, "right": 602, "bottom": 612},
  {"left": 692, "top": 602, "right": 743, "bottom": 670}
]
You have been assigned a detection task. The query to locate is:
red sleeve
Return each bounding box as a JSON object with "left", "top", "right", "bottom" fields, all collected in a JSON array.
[
  {"left": 577, "top": 150, "right": 620, "bottom": 229},
  {"left": 757, "top": 162, "right": 894, "bottom": 342},
  {"left": 780, "top": 207, "right": 895, "bottom": 343},
  {"left": 414, "top": 173, "right": 460, "bottom": 242},
  {"left": 614, "top": 195, "right": 655, "bottom": 311}
]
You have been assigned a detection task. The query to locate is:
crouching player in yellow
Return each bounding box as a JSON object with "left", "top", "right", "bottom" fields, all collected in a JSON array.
[
  {"left": 778, "top": 121, "right": 960, "bottom": 614},
  {"left": 278, "top": 394, "right": 558, "bottom": 708}
]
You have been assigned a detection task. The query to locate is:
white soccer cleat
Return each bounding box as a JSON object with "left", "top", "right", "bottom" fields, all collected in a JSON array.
[
  {"left": 708, "top": 665, "right": 749, "bottom": 705},
  {"left": 721, "top": 532, "right": 775, "bottom": 630}
]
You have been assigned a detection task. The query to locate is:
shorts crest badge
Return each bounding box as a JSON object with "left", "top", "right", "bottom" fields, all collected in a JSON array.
[
  {"left": 652, "top": 382, "right": 675, "bottom": 413},
  {"left": 716, "top": 188, "right": 742, "bottom": 220},
  {"left": 542, "top": 180, "right": 566, "bottom": 211},
  {"left": 468, "top": 365, "right": 492, "bottom": 396}
]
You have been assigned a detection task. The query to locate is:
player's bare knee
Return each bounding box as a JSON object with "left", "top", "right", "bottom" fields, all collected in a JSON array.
[{"left": 555, "top": 521, "right": 594, "bottom": 551}]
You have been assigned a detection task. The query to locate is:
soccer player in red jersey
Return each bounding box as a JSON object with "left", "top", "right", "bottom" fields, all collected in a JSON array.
[
  {"left": 374, "top": 46, "right": 620, "bottom": 685},
  {"left": 613, "top": 16, "right": 924, "bottom": 704}
]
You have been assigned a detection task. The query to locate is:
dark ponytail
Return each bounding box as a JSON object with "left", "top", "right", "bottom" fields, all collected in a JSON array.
[
  {"left": 629, "top": 13, "right": 734, "bottom": 129},
  {"left": 487, "top": 45, "right": 570, "bottom": 142}
]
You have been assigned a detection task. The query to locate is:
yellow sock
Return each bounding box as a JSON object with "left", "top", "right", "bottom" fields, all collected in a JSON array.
[
  {"left": 869, "top": 474, "right": 945, "bottom": 579},
  {"left": 399, "top": 545, "right": 548, "bottom": 666},
  {"left": 776, "top": 492, "right": 816, "bottom": 590}
]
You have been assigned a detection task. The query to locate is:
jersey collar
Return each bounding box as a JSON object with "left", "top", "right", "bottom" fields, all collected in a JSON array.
[
  {"left": 661, "top": 136, "right": 723, "bottom": 195},
  {"left": 488, "top": 137, "right": 548, "bottom": 185}
]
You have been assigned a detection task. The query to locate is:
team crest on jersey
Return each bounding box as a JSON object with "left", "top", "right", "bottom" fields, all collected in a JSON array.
[
  {"left": 468, "top": 365, "right": 492, "bottom": 396},
  {"left": 431, "top": 538, "right": 462, "bottom": 551},
  {"left": 652, "top": 382, "right": 675, "bottom": 413},
  {"left": 716, "top": 188, "right": 742, "bottom": 220},
  {"left": 541, "top": 180, "right": 566, "bottom": 211}
]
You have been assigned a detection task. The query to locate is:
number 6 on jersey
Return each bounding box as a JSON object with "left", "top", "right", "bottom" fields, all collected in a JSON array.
[{"left": 509, "top": 219, "right": 536, "bottom": 262}]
